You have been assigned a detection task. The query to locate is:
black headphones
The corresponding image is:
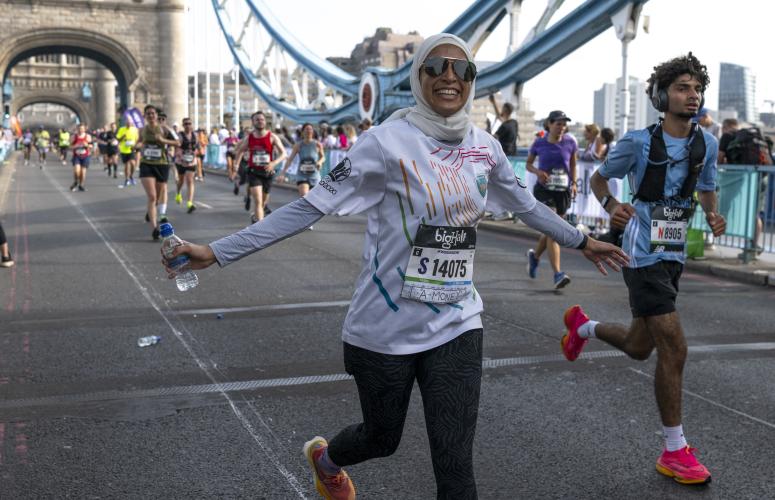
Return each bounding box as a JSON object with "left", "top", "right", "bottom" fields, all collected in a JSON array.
[{"left": 650, "top": 81, "right": 705, "bottom": 113}]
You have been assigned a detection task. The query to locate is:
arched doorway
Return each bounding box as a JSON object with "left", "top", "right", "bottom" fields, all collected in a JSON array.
[{"left": 14, "top": 95, "right": 88, "bottom": 130}]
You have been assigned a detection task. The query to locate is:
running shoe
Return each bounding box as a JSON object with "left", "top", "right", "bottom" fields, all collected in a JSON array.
[
  {"left": 656, "top": 446, "right": 711, "bottom": 485},
  {"left": 152, "top": 227, "right": 160, "bottom": 241},
  {"left": 187, "top": 203, "right": 196, "bottom": 214},
  {"left": 130, "top": 178, "right": 136, "bottom": 186},
  {"left": 78, "top": 185, "right": 86, "bottom": 192},
  {"left": 175, "top": 193, "right": 182, "bottom": 205},
  {"left": 233, "top": 183, "right": 239, "bottom": 195},
  {"left": 70, "top": 182, "right": 78, "bottom": 192},
  {"left": 553, "top": 271, "right": 571, "bottom": 290},
  {"left": 526, "top": 249, "right": 538, "bottom": 279},
  {"left": 0, "top": 254, "right": 14, "bottom": 268},
  {"left": 561, "top": 304, "right": 589, "bottom": 361},
  {"left": 264, "top": 205, "right": 272, "bottom": 215},
  {"left": 303, "top": 437, "right": 356, "bottom": 500},
  {"left": 159, "top": 216, "right": 169, "bottom": 224},
  {"left": 244, "top": 195, "right": 250, "bottom": 211},
  {"left": 250, "top": 214, "right": 259, "bottom": 224}
]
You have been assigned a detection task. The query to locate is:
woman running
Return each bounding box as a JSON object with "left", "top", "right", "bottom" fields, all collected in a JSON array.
[
  {"left": 163, "top": 34, "right": 627, "bottom": 499},
  {"left": 277, "top": 122, "right": 324, "bottom": 197},
  {"left": 135, "top": 105, "right": 180, "bottom": 240}
]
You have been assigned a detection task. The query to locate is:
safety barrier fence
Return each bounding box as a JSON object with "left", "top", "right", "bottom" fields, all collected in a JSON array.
[{"left": 205, "top": 144, "right": 773, "bottom": 260}]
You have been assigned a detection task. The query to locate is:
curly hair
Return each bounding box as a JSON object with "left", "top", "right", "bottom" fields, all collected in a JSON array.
[{"left": 645, "top": 52, "right": 710, "bottom": 97}]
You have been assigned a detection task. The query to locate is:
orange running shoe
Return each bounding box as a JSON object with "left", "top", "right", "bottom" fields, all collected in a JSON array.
[
  {"left": 656, "top": 446, "right": 712, "bottom": 485},
  {"left": 561, "top": 305, "right": 590, "bottom": 361},
  {"left": 303, "top": 436, "right": 356, "bottom": 500}
]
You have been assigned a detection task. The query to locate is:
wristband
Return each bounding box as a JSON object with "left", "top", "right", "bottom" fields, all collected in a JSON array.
[{"left": 575, "top": 234, "right": 589, "bottom": 250}]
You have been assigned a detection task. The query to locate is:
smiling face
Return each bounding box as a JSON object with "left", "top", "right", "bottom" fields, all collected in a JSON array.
[{"left": 419, "top": 44, "right": 472, "bottom": 118}]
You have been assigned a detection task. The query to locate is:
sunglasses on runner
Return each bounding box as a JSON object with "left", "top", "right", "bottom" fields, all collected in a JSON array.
[{"left": 421, "top": 56, "right": 477, "bottom": 82}]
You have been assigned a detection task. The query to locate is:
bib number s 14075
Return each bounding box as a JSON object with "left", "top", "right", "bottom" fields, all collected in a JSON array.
[{"left": 401, "top": 224, "right": 476, "bottom": 304}]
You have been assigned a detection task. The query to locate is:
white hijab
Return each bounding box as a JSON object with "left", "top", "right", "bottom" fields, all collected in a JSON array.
[{"left": 384, "top": 33, "right": 475, "bottom": 142}]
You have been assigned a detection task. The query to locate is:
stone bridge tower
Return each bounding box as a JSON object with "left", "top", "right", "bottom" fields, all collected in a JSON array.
[{"left": 0, "top": 0, "right": 187, "bottom": 125}]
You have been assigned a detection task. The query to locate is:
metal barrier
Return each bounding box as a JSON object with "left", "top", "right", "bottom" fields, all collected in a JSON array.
[{"left": 507, "top": 156, "right": 772, "bottom": 260}]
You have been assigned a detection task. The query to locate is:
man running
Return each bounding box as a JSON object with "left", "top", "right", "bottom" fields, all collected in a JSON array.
[
  {"left": 34, "top": 126, "right": 50, "bottom": 168},
  {"left": 57, "top": 128, "right": 71, "bottom": 164},
  {"left": 222, "top": 129, "right": 240, "bottom": 193},
  {"left": 525, "top": 110, "right": 578, "bottom": 289},
  {"left": 104, "top": 122, "right": 120, "bottom": 178},
  {"left": 117, "top": 120, "right": 139, "bottom": 187},
  {"left": 21, "top": 129, "right": 33, "bottom": 166},
  {"left": 174, "top": 118, "right": 198, "bottom": 214},
  {"left": 233, "top": 111, "right": 286, "bottom": 223},
  {"left": 561, "top": 53, "right": 726, "bottom": 485},
  {"left": 69, "top": 124, "right": 93, "bottom": 192}
]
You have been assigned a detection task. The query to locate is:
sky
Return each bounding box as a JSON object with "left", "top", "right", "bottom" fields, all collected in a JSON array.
[{"left": 188, "top": 0, "right": 775, "bottom": 123}]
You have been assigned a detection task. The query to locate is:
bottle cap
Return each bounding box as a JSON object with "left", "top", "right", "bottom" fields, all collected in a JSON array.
[{"left": 159, "top": 222, "right": 174, "bottom": 238}]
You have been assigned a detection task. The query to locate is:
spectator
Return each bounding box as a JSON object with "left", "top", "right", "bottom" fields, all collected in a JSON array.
[
  {"left": 320, "top": 122, "right": 337, "bottom": 149},
  {"left": 599, "top": 128, "right": 615, "bottom": 161},
  {"left": 359, "top": 118, "right": 372, "bottom": 134},
  {"left": 717, "top": 118, "right": 738, "bottom": 164},
  {"left": 579, "top": 124, "right": 602, "bottom": 162},
  {"left": 488, "top": 95, "right": 518, "bottom": 156},
  {"left": 343, "top": 124, "right": 358, "bottom": 148},
  {"left": 0, "top": 220, "right": 13, "bottom": 268},
  {"left": 208, "top": 128, "right": 220, "bottom": 145},
  {"left": 335, "top": 125, "right": 348, "bottom": 149},
  {"left": 697, "top": 108, "right": 721, "bottom": 139}
]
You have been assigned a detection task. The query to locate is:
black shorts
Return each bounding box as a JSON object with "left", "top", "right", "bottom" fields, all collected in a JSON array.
[
  {"left": 226, "top": 151, "right": 235, "bottom": 159},
  {"left": 246, "top": 170, "right": 274, "bottom": 191},
  {"left": 176, "top": 164, "right": 196, "bottom": 176},
  {"left": 139, "top": 163, "right": 170, "bottom": 183},
  {"left": 533, "top": 184, "right": 571, "bottom": 216},
  {"left": 98, "top": 144, "right": 107, "bottom": 155},
  {"left": 121, "top": 152, "right": 135, "bottom": 164},
  {"left": 106, "top": 147, "right": 119, "bottom": 156},
  {"left": 622, "top": 261, "right": 683, "bottom": 318}
]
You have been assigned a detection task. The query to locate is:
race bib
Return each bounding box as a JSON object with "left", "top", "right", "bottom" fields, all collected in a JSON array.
[
  {"left": 401, "top": 225, "right": 476, "bottom": 304},
  {"left": 182, "top": 153, "right": 195, "bottom": 164},
  {"left": 299, "top": 160, "right": 317, "bottom": 174},
  {"left": 650, "top": 206, "right": 689, "bottom": 253},
  {"left": 143, "top": 145, "right": 163, "bottom": 160},
  {"left": 125, "top": 139, "right": 135, "bottom": 147},
  {"left": 75, "top": 147, "right": 87, "bottom": 157},
  {"left": 546, "top": 168, "right": 569, "bottom": 191},
  {"left": 252, "top": 151, "right": 270, "bottom": 167},
  {"left": 110, "top": 139, "right": 119, "bottom": 146}
]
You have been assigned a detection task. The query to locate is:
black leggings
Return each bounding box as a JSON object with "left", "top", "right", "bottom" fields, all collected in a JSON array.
[
  {"left": 328, "top": 329, "right": 483, "bottom": 500},
  {"left": 0, "top": 221, "right": 6, "bottom": 246}
]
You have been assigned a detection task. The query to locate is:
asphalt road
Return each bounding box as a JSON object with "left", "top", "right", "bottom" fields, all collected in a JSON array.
[{"left": 1, "top": 153, "right": 774, "bottom": 499}]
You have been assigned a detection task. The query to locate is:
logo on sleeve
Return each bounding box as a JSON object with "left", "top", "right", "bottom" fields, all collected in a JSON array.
[
  {"left": 476, "top": 174, "right": 487, "bottom": 197},
  {"left": 327, "top": 158, "right": 351, "bottom": 182}
]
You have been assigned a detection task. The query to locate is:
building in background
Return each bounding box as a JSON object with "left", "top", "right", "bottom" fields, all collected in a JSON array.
[
  {"left": 593, "top": 76, "right": 659, "bottom": 138},
  {"left": 327, "top": 28, "right": 423, "bottom": 73},
  {"left": 719, "top": 62, "right": 757, "bottom": 124}
]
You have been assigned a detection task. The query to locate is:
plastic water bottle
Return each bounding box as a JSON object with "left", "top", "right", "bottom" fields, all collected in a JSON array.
[
  {"left": 137, "top": 335, "right": 161, "bottom": 347},
  {"left": 160, "top": 222, "right": 199, "bottom": 291}
]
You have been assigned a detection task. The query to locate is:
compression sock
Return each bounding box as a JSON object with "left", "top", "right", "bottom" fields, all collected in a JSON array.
[{"left": 663, "top": 425, "right": 687, "bottom": 452}]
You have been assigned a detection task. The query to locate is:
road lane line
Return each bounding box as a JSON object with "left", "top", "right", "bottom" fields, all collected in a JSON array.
[
  {"left": 196, "top": 202, "right": 213, "bottom": 209},
  {"left": 4, "top": 342, "right": 775, "bottom": 414},
  {"left": 176, "top": 300, "right": 351, "bottom": 315},
  {"left": 41, "top": 168, "right": 308, "bottom": 498},
  {"left": 629, "top": 368, "right": 775, "bottom": 430}
]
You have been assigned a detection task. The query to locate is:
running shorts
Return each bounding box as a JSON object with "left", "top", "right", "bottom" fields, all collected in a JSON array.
[
  {"left": 106, "top": 147, "right": 119, "bottom": 156},
  {"left": 139, "top": 163, "right": 170, "bottom": 183},
  {"left": 622, "top": 261, "right": 683, "bottom": 318},
  {"left": 533, "top": 184, "right": 571, "bottom": 216},
  {"left": 98, "top": 144, "right": 107, "bottom": 155},
  {"left": 296, "top": 173, "right": 320, "bottom": 187},
  {"left": 72, "top": 156, "right": 90, "bottom": 168},
  {"left": 176, "top": 164, "right": 196, "bottom": 176},
  {"left": 121, "top": 152, "right": 135, "bottom": 164},
  {"left": 247, "top": 169, "right": 274, "bottom": 192}
]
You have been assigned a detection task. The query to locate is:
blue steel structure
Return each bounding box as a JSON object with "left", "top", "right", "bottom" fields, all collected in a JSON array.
[{"left": 213, "top": 0, "right": 649, "bottom": 123}]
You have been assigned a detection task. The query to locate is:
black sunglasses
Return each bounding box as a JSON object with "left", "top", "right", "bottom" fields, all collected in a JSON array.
[{"left": 422, "top": 56, "right": 477, "bottom": 82}]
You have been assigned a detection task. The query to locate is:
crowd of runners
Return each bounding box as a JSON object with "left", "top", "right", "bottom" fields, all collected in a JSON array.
[{"left": 8, "top": 37, "right": 731, "bottom": 498}]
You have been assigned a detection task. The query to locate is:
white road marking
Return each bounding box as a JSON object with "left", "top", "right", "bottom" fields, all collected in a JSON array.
[
  {"left": 42, "top": 167, "right": 308, "bottom": 498},
  {"left": 177, "top": 300, "right": 350, "bottom": 315}
]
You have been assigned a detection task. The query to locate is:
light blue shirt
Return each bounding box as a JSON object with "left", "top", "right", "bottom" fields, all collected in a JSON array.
[{"left": 598, "top": 126, "right": 718, "bottom": 268}]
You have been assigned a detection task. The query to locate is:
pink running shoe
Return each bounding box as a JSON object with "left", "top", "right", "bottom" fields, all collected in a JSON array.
[
  {"left": 656, "top": 446, "right": 712, "bottom": 485},
  {"left": 561, "top": 305, "right": 590, "bottom": 361},
  {"left": 303, "top": 436, "right": 356, "bottom": 500}
]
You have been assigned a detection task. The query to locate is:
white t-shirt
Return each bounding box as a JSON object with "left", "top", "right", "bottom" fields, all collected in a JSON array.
[{"left": 304, "top": 119, "right": 537, "bottom": 355}]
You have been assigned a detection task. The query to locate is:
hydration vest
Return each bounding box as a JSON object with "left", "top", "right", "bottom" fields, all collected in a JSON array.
[{"left": 633, "top": 121, "right": 706, "bottom": 203}]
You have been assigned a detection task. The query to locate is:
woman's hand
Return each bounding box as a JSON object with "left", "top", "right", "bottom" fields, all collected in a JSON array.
[
  {"left": 162, "top": 243, "right": 218, "bottom": 278},
  {"left": 580, "top": 237, "right": 629, "bottom": 276},
  {"left": 536, "top": 170, "right": 550, "bottom": 185}
]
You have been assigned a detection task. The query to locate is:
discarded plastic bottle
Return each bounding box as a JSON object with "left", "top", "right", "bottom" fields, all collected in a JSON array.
[
  {"left": 160, "top": 222, "right": 199, "bottom": 291},
  {"left": 137, "top": 335, "right": 161, "bottom": 347}
]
